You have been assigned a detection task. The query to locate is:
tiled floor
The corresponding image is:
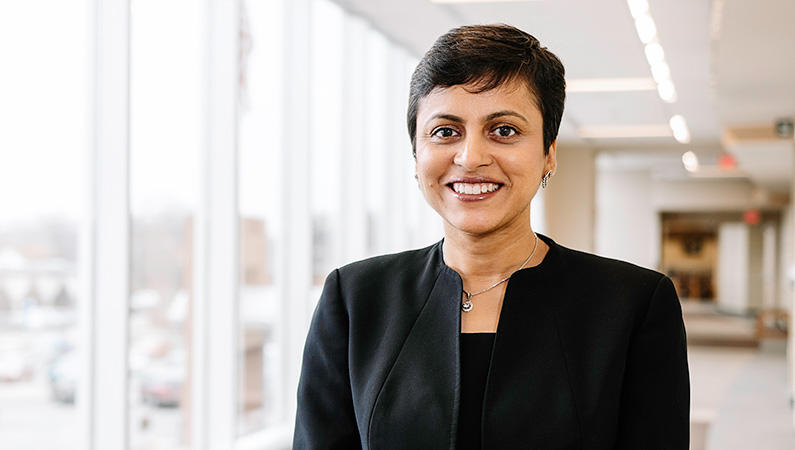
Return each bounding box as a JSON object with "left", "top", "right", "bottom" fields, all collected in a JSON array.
[
  {"left": 689, "top": 345, "right": 756, "bottom": 450},
  {"left": 702, "top": 340, "right": 795, "bottom": 450},
  {"left": 685, "top": 301, "right": 795, "bottom": 450}
]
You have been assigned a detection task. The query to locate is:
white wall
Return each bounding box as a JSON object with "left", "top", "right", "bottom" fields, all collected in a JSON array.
[
  {"left": 748, "top": 223, "right": 765, "bottom": 311},
  {"left": 762, "top": 221, "right": 778, "bottom": 310},
  {"left": 544, "top": 145, "right": 595, "bottom": 252},
  {"left": 595, "top": 169, "right": 658, "bottom": 269},
  {"left": 788, "top": 154, "right": 795, "bottom": 421},
  {"left": 780, "top": 205, "right": 793, "bottom": 314},
  {"left": 716, "top": 222, "right": 750, "bottom": 314},
  {"left": 652, "top": 178, "right": 758, "bottom": 211}
]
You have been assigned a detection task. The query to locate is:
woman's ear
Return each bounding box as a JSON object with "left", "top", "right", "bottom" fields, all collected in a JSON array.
[{"left": 546, "top": 139, "right": 558, "bottom": 175}]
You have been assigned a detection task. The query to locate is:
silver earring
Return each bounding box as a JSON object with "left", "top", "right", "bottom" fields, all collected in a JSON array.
[{"left": 541, "top": 171, "right": 551, "bottom": 189}]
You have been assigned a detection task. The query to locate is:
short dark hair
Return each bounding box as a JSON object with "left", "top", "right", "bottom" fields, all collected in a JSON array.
[{"left": 407, "top": 24, "right": 566, "bottom": 157}]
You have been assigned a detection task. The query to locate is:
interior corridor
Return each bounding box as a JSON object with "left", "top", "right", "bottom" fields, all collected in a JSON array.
[{"left": 687, "top": 305, "right": 795, "bottom": 449}]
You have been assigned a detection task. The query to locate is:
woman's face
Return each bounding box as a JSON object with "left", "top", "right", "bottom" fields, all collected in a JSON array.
[{"left": 414, "top": 79, "right": 556, "bottom": 237}]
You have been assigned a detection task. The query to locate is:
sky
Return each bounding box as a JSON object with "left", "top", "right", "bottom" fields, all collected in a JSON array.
[
  {"left": 0, "top": 1, "right": 204, "bottom": 225},
  {"left": 0, "top": 1, "right": 89, "bottom": 223}
]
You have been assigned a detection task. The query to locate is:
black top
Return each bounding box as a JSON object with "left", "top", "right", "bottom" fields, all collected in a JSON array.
[{"left": 457, "top": 332, "right": 496, "bottom": 450}]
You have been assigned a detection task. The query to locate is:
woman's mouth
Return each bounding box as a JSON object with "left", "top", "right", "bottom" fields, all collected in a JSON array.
[
  {"left": 446, "top": 181, "right": 503, "bottom": 201},
  {"left": 450, "top": 182, "right": 501, "bottom": 195}
]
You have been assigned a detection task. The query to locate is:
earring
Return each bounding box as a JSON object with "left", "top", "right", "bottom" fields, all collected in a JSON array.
[{"left": 541, "top": 171, "right": 551, "bottom": 189}]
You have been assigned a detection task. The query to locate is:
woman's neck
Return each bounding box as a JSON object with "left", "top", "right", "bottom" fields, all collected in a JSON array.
[{"left": 441, "top": 217, "right": 545, "bottom": 284}]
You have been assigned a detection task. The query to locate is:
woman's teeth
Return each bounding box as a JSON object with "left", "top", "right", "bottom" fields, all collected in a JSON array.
[{"left": 451, "top": 182, "right": 500, "bottom": 195}]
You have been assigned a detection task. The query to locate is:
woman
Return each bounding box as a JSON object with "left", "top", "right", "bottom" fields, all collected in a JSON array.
[{"left": 294, "top": 24, "right": 689, "bottom": 450}]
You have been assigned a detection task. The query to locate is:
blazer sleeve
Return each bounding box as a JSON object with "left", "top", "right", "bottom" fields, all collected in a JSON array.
[
  {"left": 293, "top": 269, "right": 362, "bottom": 450},
  {"left": 616, "top": 275, "right": 690, "bottom": 449}
]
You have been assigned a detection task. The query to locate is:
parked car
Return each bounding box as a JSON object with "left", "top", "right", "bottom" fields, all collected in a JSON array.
[
  {"left": 0, "top": 351, "right": 34, "bottom": 382},
  {"left": 139, "top": 365, "right": 183, "bottom": 408},
  {"left": 48, "top": 351, "right": 77, "bottom": 403}
]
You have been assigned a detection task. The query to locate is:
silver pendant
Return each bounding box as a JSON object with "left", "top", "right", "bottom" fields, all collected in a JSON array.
[{"left": 461, "top": 300, "right": 473, "bottom": 312}]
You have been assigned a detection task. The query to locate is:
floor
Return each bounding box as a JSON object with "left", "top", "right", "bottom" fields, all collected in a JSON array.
[{"left": 684, "top": 302, "right": 795, "bottom": 450}]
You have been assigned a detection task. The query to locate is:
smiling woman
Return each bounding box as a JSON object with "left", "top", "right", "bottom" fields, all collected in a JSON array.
[
  {"left": 415, "top": 80, "right": 553, "bottom": 239},
  {"left": 294, "top": 24, "right": 690, "bottom": 450}
]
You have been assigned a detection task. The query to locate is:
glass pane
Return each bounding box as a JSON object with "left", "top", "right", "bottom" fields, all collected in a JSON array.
[
  {"left": 363, "top": 29, "right": 390, "bottom": 255},
  {"left": 310, "top": 0, "right": 345, "bottom": 285},
  {"left": 129, "top": 0, "right": 200, "bottom": 448},
  {"left": 237, "top": 0, "right": 284, "bottom": 436},
  {"left": 0, "top": 1, "right": 88, "bottom": 448}
]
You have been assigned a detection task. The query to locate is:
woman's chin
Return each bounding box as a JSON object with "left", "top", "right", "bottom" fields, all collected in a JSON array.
[{"left": 444, "top": 218, "right": 504, "bottom": 237}]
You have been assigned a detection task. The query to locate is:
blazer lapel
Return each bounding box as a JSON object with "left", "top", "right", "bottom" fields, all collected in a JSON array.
[
  {"left": 482, "top": 243, "right": 582, "bottom": 449},
  {"left": 368, "top": 264, "right": 461, "bottom": 450}
]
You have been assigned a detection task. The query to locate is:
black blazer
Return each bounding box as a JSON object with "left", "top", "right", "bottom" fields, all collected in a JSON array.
[{"left": 294, "top": 234, "right": 690, "bottom": 449}]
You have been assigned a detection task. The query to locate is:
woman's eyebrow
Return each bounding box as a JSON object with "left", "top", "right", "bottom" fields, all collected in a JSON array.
[
  {"left": 427, "top": 113, "right": 465, "bottom": 125},
  {"left": 427, "top": 111, "right": 528, "bottom": 125},
  {"left": 484, "top": 110, "right": 527, "bottom": 123}
]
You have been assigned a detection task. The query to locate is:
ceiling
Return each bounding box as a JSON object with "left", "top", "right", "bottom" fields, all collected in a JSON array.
[{"left": 332, "top": 0, "right": 795, "bottom": 195}]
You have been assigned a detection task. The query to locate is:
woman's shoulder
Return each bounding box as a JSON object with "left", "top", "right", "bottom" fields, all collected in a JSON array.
[
  {"left": 332, "top": 241, "right": 444, "bottom": 295},
  {"left": 338, "top": 241, "right": 439, "bottom": 274},
  {"left": 560, "top": 244, "right": 661, "bottom": 276},
  {"left": 550, "top": 239, "right": 667, "bottom": 294},
  {"left": 548, "top": 240, "right": 679, "bottom": 327}
]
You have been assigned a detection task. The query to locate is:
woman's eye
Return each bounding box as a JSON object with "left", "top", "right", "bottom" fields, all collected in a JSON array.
[
  {"left": 493, "top": 125, "right": 517, "bottom": 138},
  {"left": 431, "top": 127, "right": 459, "bottom": 138}
]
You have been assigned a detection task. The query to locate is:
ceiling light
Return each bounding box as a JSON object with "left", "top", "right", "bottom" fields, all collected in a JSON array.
[
  {"left": 650, "top": 61, "right": 671, "bottom": 83},
  {"left": 670, "top": 115, "right": 691, "bottom": 143},
  {"left": 627, "top": 0, "right": 679, "bottom": 105},
  {"left": 566, "top": 77, "right": 656, "bottom": 93},
  {"left": 657, "top": 80, "right": 677, "bottom": 103},
  {"left": 627, "top": 0, "right": 649, "bottom": 19},
  {"left": 577, "top": 124, "right": 672, "bottom": 139},
  {"left": 644, "top": 42, "right": 665, "bottom": 65},
  {"left": 634, "top": 15, "right": 657, "bottom": 44},
  {"left": 682, "top": 151, "right": 699, "bottom": 172}
]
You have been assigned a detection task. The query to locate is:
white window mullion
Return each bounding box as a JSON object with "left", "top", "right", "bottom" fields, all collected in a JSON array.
[
  {"left": 280, "top": 0, "right": 312, "bottom": 430},
  {"left": 83, "top": 0, "right": 131, "bottom": 448},
  {"left": 340, "top": 14, "right": 368, "bottom": 264},
  {"left": 385, "top": 46, "right": 410, "bottom": 253},
  {"left": 193, "top": 0, "right": 240, "bottom": 448}
]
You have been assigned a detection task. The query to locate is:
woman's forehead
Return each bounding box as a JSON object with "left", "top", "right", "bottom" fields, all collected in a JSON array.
[{"left": 418, "top": 80, "right": 541, "bottom": 121}]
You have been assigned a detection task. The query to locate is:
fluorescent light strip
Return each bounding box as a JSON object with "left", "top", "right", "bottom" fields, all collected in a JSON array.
[
  {"left": 682, "top": 150, "right": 699, "bottom": 172},
  {"left": 634, "top": 15, "right": 657, "bottom": 44},
  {"left": 578, "top": 124, "right": 672, "bottom": 139},
  {"left": 650, "top": 61, "right": 671, "bottom": 83},
  {"left": 627, "top": 0, "right": 649, "bottom": 19},
  {"left": 566, "top": 77, "right": 656, "bottom": 93},
  {"left": 669, "top": 115, "right": 691, "bottom": 143},
  {"left": 657, "top": 80, "right": 677, "bottom": 102},
  {"left": 644, "top": 42, "right": 665, "bottom": 65},
  {"left": 626, "top": 0, "right": 678, "bottom": 104}
]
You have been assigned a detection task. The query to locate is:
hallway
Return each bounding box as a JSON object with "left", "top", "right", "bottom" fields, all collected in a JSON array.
[{"left": 687, "top": 306, "right": 795, "bottom": 449}]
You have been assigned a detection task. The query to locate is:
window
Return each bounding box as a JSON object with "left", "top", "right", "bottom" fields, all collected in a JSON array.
[
  {"left": 2, "top": 1, "right": 438, "bottom": 448},
  {"left": 128, "top": 0, "right": 201, "bottom": 447},
  {"left": 0, "top": 1, "right": 88, "bottom": 448},
  {"left": 237, "top": 0, "right": 286, "bottom": 436},
  {"left": 310, "top": 0, "right": 345, "bottom": 285}
]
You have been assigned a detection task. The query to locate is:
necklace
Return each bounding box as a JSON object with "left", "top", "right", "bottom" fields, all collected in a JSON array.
[{"left": 461, "top": 233, "right": 538, "bottom": 312}]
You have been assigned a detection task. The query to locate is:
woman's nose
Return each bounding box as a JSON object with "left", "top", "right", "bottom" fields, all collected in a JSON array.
[{"left": 453, "top": 136, "right": 491, "bottom": 170}]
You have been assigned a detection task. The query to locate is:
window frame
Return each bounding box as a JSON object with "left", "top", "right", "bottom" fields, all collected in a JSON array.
[{"left": 82, "top": 0, "right": 131, "bottom": 448}]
